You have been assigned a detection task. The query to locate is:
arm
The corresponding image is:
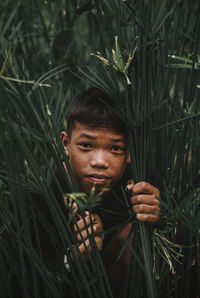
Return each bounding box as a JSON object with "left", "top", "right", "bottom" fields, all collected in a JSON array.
[
  {"left": 100, "top": 180, "right": 160, "bottom": 297},
  {"left": 102, "top": 181, "right": 160, "bottom": 296},
  {"left": 127, "top": 179, "right": 161, "bottom": 224}
]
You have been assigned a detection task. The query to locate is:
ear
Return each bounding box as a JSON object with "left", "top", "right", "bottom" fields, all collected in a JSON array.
[
  {"left": 126, "top": 151, "right": 131, "bottom": 164},
  {"left": 60, "top": 131, "right": 70, "bottom": 156}
]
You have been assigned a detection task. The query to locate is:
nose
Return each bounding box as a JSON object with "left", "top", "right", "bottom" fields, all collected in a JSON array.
[{"left": 89, "top": 150, "right": 109, "bottom": 169}]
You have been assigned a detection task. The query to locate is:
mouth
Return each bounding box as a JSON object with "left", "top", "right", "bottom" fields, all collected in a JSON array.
[{"left": 86, "top": 174, "right": 110, "bottom": 185}]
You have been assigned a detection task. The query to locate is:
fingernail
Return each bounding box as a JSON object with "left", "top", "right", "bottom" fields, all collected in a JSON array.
[
  {"left": 126, "top": 184, "right": 132, "bottom": 190},
  {"left": 72, "top": 202, "right": 77, "bottom": 210}
]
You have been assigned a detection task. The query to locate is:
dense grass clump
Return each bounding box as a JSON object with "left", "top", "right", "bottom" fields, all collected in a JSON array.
[{"left": 0, "top": 1, "right": 199, "bottom": 297}]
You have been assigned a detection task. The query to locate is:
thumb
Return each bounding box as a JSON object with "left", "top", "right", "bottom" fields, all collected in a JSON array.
[
  {"left": 69, "top": 202, "right": 81, "bottom": 221},
  {"left": 126, "top": 179, "right": 134, "bottom": 191},
  {"left": 71, "top": 202, "right": 78, "bottom": 212}
]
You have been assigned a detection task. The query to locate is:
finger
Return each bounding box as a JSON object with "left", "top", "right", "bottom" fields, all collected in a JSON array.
[
  {"left": 69, "top": 239, "right": 94, "bottom": 258},
  {"left": 75, "top": 226, "right": 93, "bottom": 242},
  {"left": 132, "top": 203, "right": 160, "bottom": 215},
  {"left": 136, "top": 213, "right": 160, "bottom": 224},
  {"left": 132, "top": 182, "right": 160, "bottom": 196},
  {"left": 78, "top": 236, "right": 103, "bottom": 253},
  {"left": 92, "top": 214, "right": 103, "bottom": 231},
  {"left": 94, "top": 236, "right": 103, "bottom": 251},
  {"left": 68, "top": 202, "right": 81, "bottom": 222},
  {"left": 126, "top": 179, "right": 134, "bottom": 191},
  {"left": 78, "top": 239, "right": 92, "bottom": 254},
  {"left": 131, "top": 194, "right": 160, "bottom": 206},
  {"left": 73, "top": 215, "right": 94, "bottom": 233},
  {"left": 71, "top": 202, "right": 78, "bottom": 211},
  {"left": 75, "top": 219, "right": 103, "bottom": 242},
  {"left": 75, "top": 224, "right": 100, "bottom": 242}
]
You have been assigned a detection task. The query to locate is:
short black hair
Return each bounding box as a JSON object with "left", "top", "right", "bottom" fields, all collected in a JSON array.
[{"left": 67, "top": 87, "right": 126, "bottom": 138}]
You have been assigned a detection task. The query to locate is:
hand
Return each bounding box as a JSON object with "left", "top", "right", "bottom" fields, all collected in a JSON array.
[
  {"left": 127, "top": 179, "right": 160, "bottom": 224},
  {"left": 71, "top": 204, "right": 103, "bottom": 255}
]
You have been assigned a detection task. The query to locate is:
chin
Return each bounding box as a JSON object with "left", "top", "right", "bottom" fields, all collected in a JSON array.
[
  {"left": 82, "top": 181, "right": 110, "bottom": 196},
  {"left": 95, "top": 185, "right": 110, "bottom": 196}
]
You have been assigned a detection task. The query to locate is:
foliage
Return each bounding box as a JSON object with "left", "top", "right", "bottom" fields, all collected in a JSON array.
[{"left": 0, "top": 0, "right": 200, "bottom": 298}]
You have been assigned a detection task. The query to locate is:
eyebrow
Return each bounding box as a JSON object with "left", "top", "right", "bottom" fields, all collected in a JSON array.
[
  {"left": 79, "top": 133, "right": 96, "bottom": 140},
  {"left": 78, "top": 133, "right": 125, "bottom": 142},
  {"left": 111, "top": 138, "right": 125, "bottom": 143}
]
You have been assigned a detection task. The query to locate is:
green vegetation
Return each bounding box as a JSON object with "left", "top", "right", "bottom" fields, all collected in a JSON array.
[{"left": 0, "top": 1, "right": 199, "bottom": 297}]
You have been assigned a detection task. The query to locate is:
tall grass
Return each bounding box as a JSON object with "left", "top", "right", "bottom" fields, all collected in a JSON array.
[{"left": 0, "top": 0, "right": 200, "bottom": 297}]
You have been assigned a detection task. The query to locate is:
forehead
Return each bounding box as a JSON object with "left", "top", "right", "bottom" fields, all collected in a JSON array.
[{"left": 70, "top": 121, "right": 127, "bottom": 142}]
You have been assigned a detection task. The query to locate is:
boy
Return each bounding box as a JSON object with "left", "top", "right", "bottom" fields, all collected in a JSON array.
[{"left": 60, "top": 87, "right": 160, "bottom": 294}]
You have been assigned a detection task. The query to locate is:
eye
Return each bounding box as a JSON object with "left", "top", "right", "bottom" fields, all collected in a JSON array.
[
  {"left": 78, "top": 142, "right": 92, "bottom": 149},
  {"left": 111, "top": 145, "right": 125, "bottom": 154}
]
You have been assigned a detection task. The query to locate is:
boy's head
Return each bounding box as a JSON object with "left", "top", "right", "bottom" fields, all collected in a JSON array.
[
  {"left": 61, "top": 87, "right": 130, "bottom": 195},
  {"left": 66, "top": 87, "right": 127, "bottom": 139}
]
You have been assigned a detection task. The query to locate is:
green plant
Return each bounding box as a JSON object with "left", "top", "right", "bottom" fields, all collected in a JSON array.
[{"left": 0, "top": 1, "right": 200, "bottom": 297}]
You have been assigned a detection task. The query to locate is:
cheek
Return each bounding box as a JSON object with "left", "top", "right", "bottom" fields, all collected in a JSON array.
[
  {"left": 69, "top": 151, "right": 87, "bottom": 172},
  {"left": 112, "top": 158, "right": 127, "bottom": 179}
]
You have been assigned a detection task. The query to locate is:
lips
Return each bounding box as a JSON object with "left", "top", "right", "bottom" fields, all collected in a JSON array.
[{"left": 86, "top": 174, "right": 110, "bottom": 185}]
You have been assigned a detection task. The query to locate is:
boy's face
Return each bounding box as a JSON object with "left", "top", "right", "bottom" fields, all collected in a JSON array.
[{"left": 61, "top": 121, "right": 130, "bottom": 195}]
